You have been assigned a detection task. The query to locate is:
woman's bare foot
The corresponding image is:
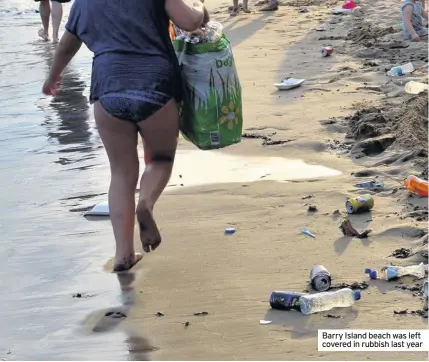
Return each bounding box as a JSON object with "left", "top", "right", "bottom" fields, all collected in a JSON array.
[
  {"left": 38, "top": 28, "right": 49, "bottom": 41},
  {"left": 113, "top": 252, "right": 143, "bottom": 273},
  {"left": 136, "top": 201, "right": 161, "bottom": 253},
  {"left": 52, "top": 37, "right": 59, "bottom": 44},
  {"left": 229, "top": 7, "right": 239, "bottom": 16}
]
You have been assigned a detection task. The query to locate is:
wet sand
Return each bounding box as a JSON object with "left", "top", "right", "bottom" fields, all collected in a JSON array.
[{"left": 0, "top": 0, "right": 428, "bottom": 360}]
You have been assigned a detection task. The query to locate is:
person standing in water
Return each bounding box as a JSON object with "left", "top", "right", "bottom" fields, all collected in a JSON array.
[
  {"left": 42, "top": 0, "right": 206, "bottom": 272},
  {"left": 35, "top": 0, "right": 71, "bottom": 43}
]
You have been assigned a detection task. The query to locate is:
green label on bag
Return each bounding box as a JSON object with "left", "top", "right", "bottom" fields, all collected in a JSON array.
[{"left": 176, "top": 34, "right": 243, "bottom": 150}]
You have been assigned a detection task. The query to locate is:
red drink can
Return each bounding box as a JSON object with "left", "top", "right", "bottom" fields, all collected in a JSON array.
[{"left": 321, "top": 46, "right": 333, "bottom": 57}]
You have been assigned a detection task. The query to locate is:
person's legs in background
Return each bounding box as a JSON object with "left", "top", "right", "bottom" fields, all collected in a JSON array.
[
  {"left": 230, "top": 0, "right": 239, "bottom": 16},
  {"left": 51, "top": 0, "right": 64, "bottom": 43},
  {"left": 242, "top": 0, "right": 250, "bottom": 13},
  {"left": 37, "top": 0, "right": 50, "bottom": 41}
]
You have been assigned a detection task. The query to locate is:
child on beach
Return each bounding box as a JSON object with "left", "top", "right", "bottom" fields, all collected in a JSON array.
[{"left": 402, "top": 0, "right": 428, "bottom": 41}]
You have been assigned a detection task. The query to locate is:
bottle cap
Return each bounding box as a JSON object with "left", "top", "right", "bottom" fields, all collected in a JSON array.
[
  {"left": 364, "top": 268, "right": 377, "bottom": 279},
  {"left": 353, "top": 290, "right": 361, "bottom": 301}
]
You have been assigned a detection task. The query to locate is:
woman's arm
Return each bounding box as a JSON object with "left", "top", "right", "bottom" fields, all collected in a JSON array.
[
  {"left": 403, "top": 4, "right": 421, "bottom": 41},
  {"left": 43, "top": 31, "right": 82, "bottom": 94},
  {"left": 165, "top": 0, "right": 205, "bottom": 31}
]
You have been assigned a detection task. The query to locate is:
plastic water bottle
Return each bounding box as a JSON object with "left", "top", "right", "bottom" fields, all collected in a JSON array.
[
  {"left": 387, "top": 66, "right": 403, "bottom": 76},
  {"left": 365, "top": 263, "right": 427, "bottom": 281},
  {"left": 298, "top": 288, "right": 361, "bottom": 315}
]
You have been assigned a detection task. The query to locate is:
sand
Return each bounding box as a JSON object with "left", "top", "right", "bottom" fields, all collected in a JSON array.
[{"left": 93, "top": 0, "right": 428, "bottom": 360}]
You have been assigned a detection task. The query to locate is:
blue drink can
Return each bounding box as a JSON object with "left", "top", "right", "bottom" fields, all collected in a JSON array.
[{"left": 269, "top": 291, "right": 302, "bottom": 311}]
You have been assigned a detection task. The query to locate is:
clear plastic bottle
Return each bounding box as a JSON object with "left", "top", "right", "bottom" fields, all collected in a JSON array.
[
  {"left": 298, "top": 288, "right": 361, "bottom": 315},
  {"left": 365, "top": 263, "right": 427, "bottom": 281}
]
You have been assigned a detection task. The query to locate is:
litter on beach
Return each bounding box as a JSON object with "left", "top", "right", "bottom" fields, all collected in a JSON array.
[
  {"left": 259, "top": 320, "right": 272, "bottom": 325},
  {"left": 84, "top": 201, "right": 109, "bottom": 216},
  {"left": 405, "top": 81, "right": 429, "bottom": 95},
  {"left": 224, "top": 227, "right": 236, "bottom": 234},
  {"left": 274, "top": 78, "right": 305, "bottom": 90},
  {"left": 386, "top": 62, "right": 415, "bottom": 76},
  {"left": 301, "top": 227, "right": 316, "bottom": 238},
  {"left": 332, "top": 8, "right": 352, "bottom": 14},
  {"left": 342, "top": 0, "right": 356, "bottom": 9}
]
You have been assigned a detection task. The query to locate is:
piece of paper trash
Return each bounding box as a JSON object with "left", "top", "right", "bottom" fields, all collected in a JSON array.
[
  {"left": 316, "top": 24, "right": 327, "bottom": 31},
  {"left": 332, "top": 7, "right": 352, "bottom": 14},
  {"left": 84, "top": 201, "right": 110, "bottom": 216},
  {"left": 273, "top": 78, "right": 306, "bottom": 90},
  {"left": 260, "top": 320, "right": 273, "bottom": 325}
]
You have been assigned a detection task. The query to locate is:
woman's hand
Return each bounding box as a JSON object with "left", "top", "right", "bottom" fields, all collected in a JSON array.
[
  {"left": 42, "top": 31, "right": 82, "bottom": 96},
  {"left": 42, "top": 76, "right": 59, "bottom": 96},
  {"left": 411, "top": 33, "right": 421, "bottom": 42}
]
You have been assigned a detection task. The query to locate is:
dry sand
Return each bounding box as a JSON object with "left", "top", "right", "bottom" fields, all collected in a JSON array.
[{"left": 94, "top": 0, "right": 428, "bottom": 359}]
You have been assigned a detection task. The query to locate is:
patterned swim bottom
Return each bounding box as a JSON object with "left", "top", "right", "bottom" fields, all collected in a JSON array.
[{"left": 99, "top": 89, "right": 171, "bottom": 123}]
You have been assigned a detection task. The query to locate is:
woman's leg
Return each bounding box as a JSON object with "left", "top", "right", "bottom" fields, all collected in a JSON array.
[
  {"left": 38, "top": 0, "right": 50, "bottom": 41},
  {"left": 230, "top": 0, "right": 239, "bottom": 16},
  {"left": 136, "top": 99, "right": 179, "bottom": 253},
  {"left": 51, "top": 0, "right": 63, "bottom": 43},
  {"left": 94, "top": 102, "right": 142, "bottom": 271}
]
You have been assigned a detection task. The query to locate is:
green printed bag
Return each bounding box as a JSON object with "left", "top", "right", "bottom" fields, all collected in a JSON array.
[{"left": 173, "top": 25, "right": 243, "bottom": 150}]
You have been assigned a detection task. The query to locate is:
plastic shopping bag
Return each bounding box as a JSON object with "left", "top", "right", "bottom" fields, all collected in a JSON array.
[{"left": 172, "top": 22, "right": 243, "bottom": 150}]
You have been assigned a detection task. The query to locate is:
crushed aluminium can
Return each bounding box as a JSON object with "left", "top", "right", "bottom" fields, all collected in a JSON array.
[
  {"left": 321, "top": 46, "right": 333, "bottom": 57},
  {"left": 346, "top": 194, "right": 374, "bottom": 214},
  {"left": 310, "top": 265, "right": 331, "bottom": 292},
  {"left": 355, "top": 178, "right": 384, "bottom": 189}
]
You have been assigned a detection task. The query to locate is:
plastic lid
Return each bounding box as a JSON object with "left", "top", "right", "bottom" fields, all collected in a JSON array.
[
  {"left": 353, "top": 290, "right": 361, "bottom": 301},
  {"left": 364, "top": 268, "right": 377, "bottom": 279}
]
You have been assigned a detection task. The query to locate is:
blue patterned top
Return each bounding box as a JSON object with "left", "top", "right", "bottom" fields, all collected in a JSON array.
[{"left": 65, "top": 0, "right": 182, "bottom": 103}]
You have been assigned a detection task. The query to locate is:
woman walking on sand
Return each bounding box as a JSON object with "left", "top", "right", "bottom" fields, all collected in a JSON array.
[
  {"left": 35, "top": 0, "right": 70, "bottom": 43},
  {"left": 43, "top": 0, "right": 206, "bottom": 272}
]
